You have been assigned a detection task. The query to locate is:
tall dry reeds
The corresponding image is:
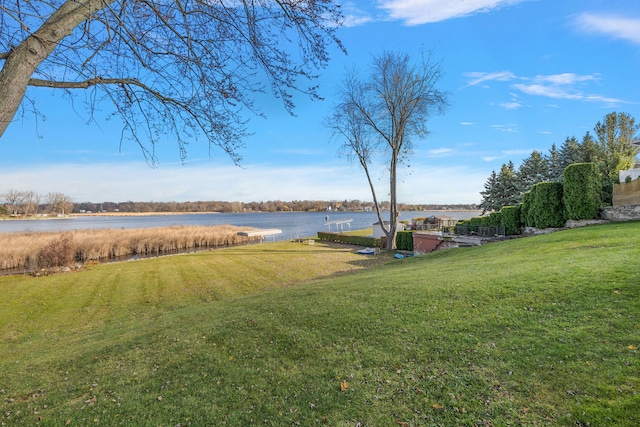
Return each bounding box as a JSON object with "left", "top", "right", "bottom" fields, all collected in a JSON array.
[{"left": 0, "top": 225, "right": 258, "bottom": 271}]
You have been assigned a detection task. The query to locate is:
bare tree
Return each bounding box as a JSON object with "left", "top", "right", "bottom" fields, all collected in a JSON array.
[
  {"left": 2, "top": 189, "right": 24, "bottom": 215},
  {"left": 45, "top": 192, "right": 73, "bottom": 215},
  {"left": 326, "top": 82, "right": 387, "bottom": 239},
  {"left": 0, "top": 1, "right": 344, "bottom": 163},
  {"left": 22, "top": 190, "right": 41, "bottom": 216},
  {"left": 329, "top": 51, "right": 449, "bottom": 249}
]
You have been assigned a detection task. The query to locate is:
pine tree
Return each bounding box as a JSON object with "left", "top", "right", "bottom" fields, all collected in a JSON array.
[
  {"left": 495, "top": 161, "right": 521, "bottom": 208},
  {"left": 517, "top": 151, "right": 550, "bottom": 193},
  {"left": 559, "top": 136, "right": 583, "bottom": 171},
  {"left": 580, "top": 131, "right": 601, "bottom": 164},
  {"left": 479, "top": 170, "right": 499, "bottom": 213},
  {"left": 546, "top": 143, "right": 563, "bottom": 181}
]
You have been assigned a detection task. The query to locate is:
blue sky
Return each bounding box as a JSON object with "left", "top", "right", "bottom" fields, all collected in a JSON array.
[{"left": 1, "top": 0, "right": 639, "bottom": 204}]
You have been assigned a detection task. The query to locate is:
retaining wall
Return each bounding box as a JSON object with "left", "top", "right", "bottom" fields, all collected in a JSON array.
[{"left": 600, "top": 205, "right": 640, "bottom": 221}]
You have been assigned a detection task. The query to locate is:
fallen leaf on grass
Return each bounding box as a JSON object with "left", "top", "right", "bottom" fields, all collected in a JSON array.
[
  {"left": 628, "top": 345, "right": 636, "bottom": 350},
  {"left": 432, "top": 403, "right": 444, "bottom": 410},
  {"left": 340, "top": 380, "right": 348, "bottom": 391}
]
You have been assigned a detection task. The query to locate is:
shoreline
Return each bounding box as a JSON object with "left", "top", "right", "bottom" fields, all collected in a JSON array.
[{"left": 2, "top": 209, "right": 481, "bottom": 220}]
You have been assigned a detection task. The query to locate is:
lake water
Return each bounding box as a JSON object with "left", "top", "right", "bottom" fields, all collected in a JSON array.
[{"left": 0, "top": 211, "right": 481, "bottom": 241}]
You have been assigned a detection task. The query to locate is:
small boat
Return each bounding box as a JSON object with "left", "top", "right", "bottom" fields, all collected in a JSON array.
[{"left": 357, "top": 247, "right": 376, "bottom": 255}]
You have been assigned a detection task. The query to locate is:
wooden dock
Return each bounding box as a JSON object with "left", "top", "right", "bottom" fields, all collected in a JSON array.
[{"left": 237, "top": 228, "right": 282, "bottom": 242}]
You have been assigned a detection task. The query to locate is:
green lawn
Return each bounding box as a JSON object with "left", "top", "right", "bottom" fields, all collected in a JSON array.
[{"left": 1, "top": 222, "right": 639, "bottom": 426}]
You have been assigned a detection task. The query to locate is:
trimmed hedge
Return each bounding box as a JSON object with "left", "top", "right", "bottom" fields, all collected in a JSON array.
[
  {"left": 520, "top": 191, "right": 533, "bottom": 227},
  {"left": 395, "top": 231, "right": 414, "bottom": 251},
  {"left": 529, "top": 181, "right": 565, "bottom": 228},
  {"left": 563, "top": 162, "right": 601, "bottom": 220},
  {"left": 317, "top": 232, "right": 385, "bottom": 248},
  {"left": 501, "top": 205, "right": 522, "bottom": 235}
]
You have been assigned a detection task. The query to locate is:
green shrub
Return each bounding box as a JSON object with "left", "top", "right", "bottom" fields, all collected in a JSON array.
[
  {"left": 520, "top": 191, "right": 533, "bottom": 227},
  {"left": 395, "top": 231, "right": 414, "bottom": 251},
  {"left": 500, "top": 206, "right": 522, "bottom": 235},
  {"left": 486, "top": 211, "right": 502, "bottom": 226},
  {"left": 317, "top": 232, "right": 384, "bottom": 248},
  {"left": 563, "top": 163, "right": 601, "bottom": 220},
  {"left": 530, "top": 182, "right": 565, "bottom": 229}
]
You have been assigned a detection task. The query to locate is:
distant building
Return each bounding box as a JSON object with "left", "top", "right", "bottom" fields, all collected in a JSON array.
[{"left": 372, "top": 221, "right": 405, "bottom": 238}]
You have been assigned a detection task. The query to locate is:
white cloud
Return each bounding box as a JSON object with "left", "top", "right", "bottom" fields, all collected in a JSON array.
[
  {"left": 532, "top": 73, "right": 597, "bottom": 85},
  {"left": 378, "top": 0, "right": 527, "bottom": 25},
  {"left": 460, "top": 122, "right": 476, "bottom": 126},
  {"left": 512, "top": 75, "right": 626, "bottom": 105},
  {"left": 462, "top": 70, "right": 626, "bottom": 106},
  {"left": 499, "top": 101, "right": 522, "bottom": 110},
  {"left": 574, "top": 13, "right": 640, "bottom": 44},
  {"left": 427, "top": 147, "right": 454, "bottom": 156},
  {"left": 491, "top": 124, "right": 518, "bottom": 133},
  {"left": 512, "top": 83, "right": 583, "bottom": 100},
  {"left": 463, "top": 70, "right": 517, "bottom": 88},
  {"left": 481, "top": 156, "right": 503, "bottom": 162}
]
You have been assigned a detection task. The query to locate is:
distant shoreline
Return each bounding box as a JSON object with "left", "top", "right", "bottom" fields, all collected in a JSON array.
[
  {"left": 72, "top": 209, "right": 481, "bottom": 217},
  {"left": 2, "top": 209, "right": 482, "bottom": 221},
  {"left": 71, "top": 211, "right": 221, "bottom": 217}
]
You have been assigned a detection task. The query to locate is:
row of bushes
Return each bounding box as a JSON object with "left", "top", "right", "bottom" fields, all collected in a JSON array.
[
  {"left": 317, "top": 232, "right": 386, "bottom": 248},
  {"left": 460, "top": 163, "right": 602, "bottom": 235},
  {"left": 317, "top": 231, "right": 415, "bottom": 252}
]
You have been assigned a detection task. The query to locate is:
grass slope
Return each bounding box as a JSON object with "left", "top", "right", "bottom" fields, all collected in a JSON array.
[{"left": 1, "top": 223, "right": 639, "bottom": 426}]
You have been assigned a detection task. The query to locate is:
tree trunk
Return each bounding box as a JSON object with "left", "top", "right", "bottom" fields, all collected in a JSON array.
[
  {"left": 386, "top": 148, "right": 399, "bottom": 250},
  {"left": 0, "top": 0, "right": 113, "bottom": 137}
]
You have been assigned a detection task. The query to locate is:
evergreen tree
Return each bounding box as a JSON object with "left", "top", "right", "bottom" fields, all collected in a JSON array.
[
  {"left": 559, "top": 136, "right": 583, "bottom": 171},
  {"left": 546, "top": 143, "right": 563, "bottom": 181},
  {"left": 479, "top": 170, "right": 499, "bottom": 213},
  {"left": 517, "top": 150, "right": 549, "bottom": 193},
  {"left": 580, "top": 131, "right": 601, "bottom": 164},
  {"left": 495, "top": 161, "right": 521, "bottom": 208}
]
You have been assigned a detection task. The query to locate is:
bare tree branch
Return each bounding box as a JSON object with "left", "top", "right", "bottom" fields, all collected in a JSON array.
[{"left": 0, "top": 0, "right": 345, "bottom": 163}]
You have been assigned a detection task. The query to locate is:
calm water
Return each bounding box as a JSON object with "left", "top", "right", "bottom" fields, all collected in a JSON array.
[{"left": 0, "top": 211, "right": 480, "bottom": 241}]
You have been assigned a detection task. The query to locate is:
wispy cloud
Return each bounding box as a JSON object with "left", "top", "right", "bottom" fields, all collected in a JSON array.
[
  {"left": 463, "top": 71, "right": 517, "bottom": 88},
  {"left": 499, "top": 101, "right": 522, "bottom": 110},
  {"left": 465, "top": 70, "right": 627, "bottom": 106},
  {"left": 377, "top": 0, "right": 527, "bottom": 25},
  {"left": 427, "top": 148, "right": 454, "bottom": 157},
  {"left": 574, "top": 13, "right": 640, "bottom": 44},
  {"left": 341, "top": 3, "right": 374, "bottom": 27},
  {"left": 512, "top": 73, "right": 626, "bottom": 105},
  {"left": 491, "top": 124, "right": 519, "bottom": 133}
]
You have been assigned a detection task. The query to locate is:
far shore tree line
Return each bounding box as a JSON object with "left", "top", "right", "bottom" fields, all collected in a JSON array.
[
  {"left": 0, "top": 190, "right": 72, "bottom": 217},
  {"left": 0, "top": 194, "right": 477, "bottom": 217},
  {"left": 480, "top": 111, "right": 639, "bottom": 213}
]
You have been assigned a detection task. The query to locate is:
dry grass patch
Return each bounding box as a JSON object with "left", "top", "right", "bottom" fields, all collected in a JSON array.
[{"left": 0, "top": 225, "right": 257, "bottom": 270}]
